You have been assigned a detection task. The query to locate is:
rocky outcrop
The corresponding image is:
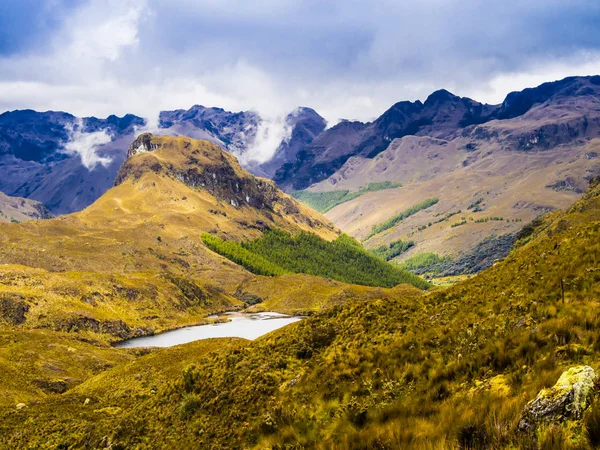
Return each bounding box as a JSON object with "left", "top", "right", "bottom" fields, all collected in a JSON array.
[
  {"left": 0, "top": 191, "right": 52, "bottom": 223},
  {"left": 116, "top": 134, "right": 305, "bottom": 214},
  {"left": 518, "top": 365, "right": 598, "bottom": 431}
]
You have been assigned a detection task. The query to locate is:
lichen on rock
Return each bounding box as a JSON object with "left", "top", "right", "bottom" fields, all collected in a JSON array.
[{"left": 518, "top": 365, "right": 598, "bottom": 431}]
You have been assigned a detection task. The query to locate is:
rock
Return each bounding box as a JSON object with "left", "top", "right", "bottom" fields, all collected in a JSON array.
[
  {"left": 15, "top": 403, "right": 26, "bottom": 410},
  {"left": 518, "top": 365, "right": 598, "bottom": 431}
]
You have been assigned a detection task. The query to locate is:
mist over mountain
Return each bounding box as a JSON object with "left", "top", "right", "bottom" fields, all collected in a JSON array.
[
  {"left": 0, "top": 105, "right": 326, "bottom": 214},
  {"left": 4, "top": 75, "right": 600, "bottom": 219}
]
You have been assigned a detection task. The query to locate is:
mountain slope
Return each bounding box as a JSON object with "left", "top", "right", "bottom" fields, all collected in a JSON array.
[
  {"left": 276, "top": 75, "right": 600, "bottom": 192},
  {"left": 3, "top": 178, "right": 599, "bottom": 449},
  {"left": 0, "top": 110, "right": 145, "bottom": 215},
  {"left": 295, "top": 76, "right": 600, "bottom": 274},
  {"left": 274, "top": 89, "right": 499, "bottom": 191},
  {"left": 0, "top": 134, "right": 339, "bottom": 342},
  {"left": 0, "top": 191, "right": 51, "bottom": 223}
]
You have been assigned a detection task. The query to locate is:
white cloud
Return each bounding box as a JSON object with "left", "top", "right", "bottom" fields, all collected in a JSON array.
[
  {"left": 62, "top": 120, "right": 114, "bottom": 170},
  {"left": 239, "top": 116, "right": 293, "bottom": 165},
  {"left": 0, "top": 0, "right": 600, "bottom": 150},
  {"left": 464, "top": 51, "right": 600, "bottom": 104}
]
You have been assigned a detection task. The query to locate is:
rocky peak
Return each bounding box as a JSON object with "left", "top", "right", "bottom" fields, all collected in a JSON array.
[
  {"left": 126, "top": 133, "right": 161, "bottom": 158},
  {"left": 116, "top": 133, "right": 299, "bottom": 213},
  {"left": 497, "top": 75, "right": 600, "bottom": 120},
  {"left": 424, "top": 89, "right": 460, "bottom": 107}
]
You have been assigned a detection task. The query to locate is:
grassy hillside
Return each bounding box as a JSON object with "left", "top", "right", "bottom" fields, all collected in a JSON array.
[
  {"left": 202, "top": 229, "right": 431, "bottom": 290},
  {"left": 0, "top": 135, "right": 341, "bottom": 341},
  {"left": 365, "top": 197, "right": 439, "bottom": 240},
  {"left": 291, "top": 181, "right": 402, "bottom": 213},
  {"left": 239, "top": 274, "right": 424, "bottom": 315},
  {"left": 3, "top": 179, "right": 600, "bottom": 449}
]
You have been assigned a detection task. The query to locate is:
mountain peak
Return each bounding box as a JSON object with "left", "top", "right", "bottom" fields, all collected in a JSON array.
[
  {"left": 497, "top": 75, "right": 600, "bottom": 119},
  {"left": 114, "top": 134, "right": 338, "bottom": 233},
  {"left": 424, "top": 89, "right": 460, "bottom": 106}
]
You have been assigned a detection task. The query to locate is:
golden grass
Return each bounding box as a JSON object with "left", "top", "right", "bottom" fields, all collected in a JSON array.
[{"left": 2, "top": 180, "right": 599, "bottom": 448}]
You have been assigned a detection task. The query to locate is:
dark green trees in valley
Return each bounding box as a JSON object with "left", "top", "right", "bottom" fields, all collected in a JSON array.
[{"left": 202, "top": 229, "right": 430, "bottom": 289}]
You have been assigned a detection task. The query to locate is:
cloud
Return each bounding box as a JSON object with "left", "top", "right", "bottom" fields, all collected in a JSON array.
[
  {"left": 239, "top": 116, "right": 293, "bottom": 165},
  {"left": 0, "top": 0, "right": 600, "bottom": 133},
  {"left": 62, "top": 120, "right": 114, "bottom": 170}
]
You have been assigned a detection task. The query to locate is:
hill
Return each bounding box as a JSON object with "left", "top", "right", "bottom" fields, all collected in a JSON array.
[
  {"left": 2, "top": 178, "right": 600, "bottom": 448},
  {"left": 0, "top": 106, "right": 325, "bottom": 215},
  {"left": 0, "top": 133, "right": 429, "bottom": 411},
  {"left": 0, "top": 191, "right": 51, "bottom": 223},
  {"left": 295, "top": 76, "right": 600, "bottom": 275},
  {"left": 0, "top": 133, "right": 340, "bottom": 341}
]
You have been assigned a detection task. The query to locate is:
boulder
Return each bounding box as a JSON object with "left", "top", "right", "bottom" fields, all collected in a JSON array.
[{"left": 519, "top": 365, "right": 598, "bottom": 431}]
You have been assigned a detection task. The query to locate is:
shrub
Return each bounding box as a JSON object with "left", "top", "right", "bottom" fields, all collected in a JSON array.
[
  {"left": 179, "top": 394, "right": 203, "bottom": 420},
  {"left": 366, "top": 198, "right": 439, "bottom": 239}
]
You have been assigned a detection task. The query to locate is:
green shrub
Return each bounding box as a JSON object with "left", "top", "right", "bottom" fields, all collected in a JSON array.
[
  {"left": 399, "top": 252, "right": 451, "bottom": 273},
  {"left": 366, "top": 198, "right": 439, "bottom": 240},
  {"left": 291, "top": 182, "right": 402, "bottom": 213},
  {"left": 179, "top": 394, "right": 203, "bottom": 420},
  {"left": 370, "top": 239, "right": 414, "bottom": 261}
]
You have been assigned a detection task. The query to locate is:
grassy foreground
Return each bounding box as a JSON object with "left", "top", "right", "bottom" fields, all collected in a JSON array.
[{"left": 2, "top": 181, "right": 600, "bottom": 448}]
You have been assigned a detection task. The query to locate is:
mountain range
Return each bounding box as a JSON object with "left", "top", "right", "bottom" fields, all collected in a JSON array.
[
  {"left": 1, "top": 132, "right": 599, "bottom": 448},
  {"left": 2, "top": 75, "right": 600, "bottom": 278},
  {"left": 1, "top": 78, "right": 600, "bottom": 447},
  {"left": 0, "top": 106, "right": 326, "bottom": 215}
]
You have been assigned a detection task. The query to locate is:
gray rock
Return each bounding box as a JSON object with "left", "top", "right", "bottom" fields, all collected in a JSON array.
[{"left": 519, "top": 365, "right": 598, "bottom": 431}]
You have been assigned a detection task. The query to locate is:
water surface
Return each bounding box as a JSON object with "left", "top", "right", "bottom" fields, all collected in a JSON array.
[{"left": 115, "top": 312, "right": 302, "bottom": 348}]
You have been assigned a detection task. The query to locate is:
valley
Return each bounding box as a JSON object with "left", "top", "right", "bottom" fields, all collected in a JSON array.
[
  {"left": 4, "top": 2, "right": 600, "bottom": 448},
  {"left": 1, "top": 176, "right": 599, "bottom": 448},
  {"left": 1, "top": 76, "right": 600, "bottom": 449}
]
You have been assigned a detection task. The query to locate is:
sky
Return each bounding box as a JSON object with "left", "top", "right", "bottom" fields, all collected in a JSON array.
[{"left": 1, "top": 0, "right": 600, "bottom": 126}]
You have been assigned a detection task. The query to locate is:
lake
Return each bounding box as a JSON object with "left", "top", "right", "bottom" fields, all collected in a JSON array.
[{"left": 114, "top": 311, "right": 303, "bottom": 348}]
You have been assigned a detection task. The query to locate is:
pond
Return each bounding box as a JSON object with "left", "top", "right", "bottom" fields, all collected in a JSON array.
[{"left": 114, "top": 311, "right": 302, "bottom": 348}]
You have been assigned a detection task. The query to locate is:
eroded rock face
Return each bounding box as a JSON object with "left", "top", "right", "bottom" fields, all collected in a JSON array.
[{"left": 518, "top": 365, "right": 598, "bottom": 431}]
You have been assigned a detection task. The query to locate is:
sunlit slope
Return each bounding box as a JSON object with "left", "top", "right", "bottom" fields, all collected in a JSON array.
[
  {"left": 3, "top": 179, "right": 599, "bottom": 448},
  {"left": 0, "top": 134, "right": 340, "bottom": 341},
  {"left": 239, "top": 273, "right": 424, "bottom": 314}
]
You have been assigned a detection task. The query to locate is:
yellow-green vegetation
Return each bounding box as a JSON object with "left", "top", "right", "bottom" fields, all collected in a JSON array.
[
  {"left": 291, "top": 181, "right": 402, "bottom": 213},
  {"left": 0, "top": 329, "right": 134, "bottom": 407},
  {"left": 365, "top": 197, "right": 439, "bottom": 240},
  {"left": 398, "top": 252, "right": 451, "bottom": 273},
  {"left": 0, "top": 264, "right": 240, "bottom": 344},
  {"left": 202, "top": 228, "right": 431, "bottom": 289},
  {"left": 370, "top": 238, "right": 414, "bottom": 261},
  {"left": 3, "top": 179, "right": 600, "bottom": 449},
  {"left": 239, "top": 273, "right": 424, "bottom": 315}
]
